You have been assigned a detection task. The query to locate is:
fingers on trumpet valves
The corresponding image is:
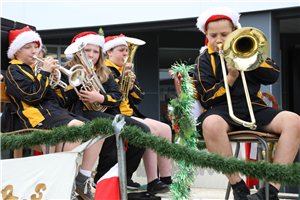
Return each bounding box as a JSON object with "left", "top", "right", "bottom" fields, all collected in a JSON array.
[{"left": 125, "top": 63, "right": 133, "bottom": 70}]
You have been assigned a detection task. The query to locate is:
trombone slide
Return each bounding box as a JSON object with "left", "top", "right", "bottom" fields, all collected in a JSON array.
[{"left": 218, "top": 44, "right": 257, "bottom": 130}]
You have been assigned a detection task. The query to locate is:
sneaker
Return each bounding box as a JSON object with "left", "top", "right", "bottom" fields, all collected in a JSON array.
[
  {"left": 247, "top": 186, "right": 279, "bottom": 200},
  {"left": 147, "top": 180, "right": 170, "bottom": 194},
  {"left": 71, "top": 184, "right": 78, "bottom": 200},
  {"left": 232, "top": 180, "right": 250, "bottom": 200},
  {"left": 92, "top": 181, "right": 97, "bottom": 189},
  {"left": 71, "top": 189, "right": 78, "bottom": 200},
  {"left": 127, "top": 179, "right": 141, "bottom": 190},
  {"left": 75, "top": 172, "right": 94, "bottom": 200}
]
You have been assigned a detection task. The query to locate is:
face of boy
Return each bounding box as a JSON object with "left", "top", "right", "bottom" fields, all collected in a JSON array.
[
  {"left": 14, "top": 42, "right": 39, "bottom": 66},
  {"left": 205, "top": 20, "right": 234, "bottom": 52},
  {"left": 107, "top": 45, "right": 128, "bottom": 67},
  {"left": 84, "top": 44, "right": 101, "bottom": 65}
]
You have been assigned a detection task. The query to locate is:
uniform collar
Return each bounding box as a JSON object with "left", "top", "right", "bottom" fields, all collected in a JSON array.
[
  {"left": 207, "top": 43, "right": 217, "bottom": 54},
  {"left": 9, "top": 59, "right": 23, "bottom": 65},
  {"left": 105, "top": 59, "right": 122, "bottom": 73},
  {"left": 9, "top": 59, "right": 35, "bottom": 70}
]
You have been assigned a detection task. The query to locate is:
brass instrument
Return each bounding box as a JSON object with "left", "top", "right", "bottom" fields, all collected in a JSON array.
[
  {"left": 33, "top": 56, "right": 85, "bottom": 90},
  {"left": 218, "top": 27, "right": 269, "bottom": 130},
  {"left": 119, "top": 37, "right": 146, "bottom": 101},
  {"left": 64, "top": 40, "right": 107, "bottom": 112}
]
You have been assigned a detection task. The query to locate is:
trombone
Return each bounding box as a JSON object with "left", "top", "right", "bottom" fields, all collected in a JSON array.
[
  {"left": 218, "top": 27, "right": 269, "bottom": 130},
  {"left": 33, "top": 55, "right": 85, "bottom": 89},
  {"left": 119, "top": 37, "right": 146, "bottom": 101}
]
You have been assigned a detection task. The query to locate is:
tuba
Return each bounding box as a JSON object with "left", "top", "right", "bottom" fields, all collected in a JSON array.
[
  {"left": 64, "top": 40, "right": 107, "bottom": 112},
  {"left": 218, "top": 27, "right": 269, "bottom": 130},
  {"left": 119, "top": 37, "right": 146, "bottom": 101},
  {"left": 33, "top": 56, "right": 85, "bottom": 90}
]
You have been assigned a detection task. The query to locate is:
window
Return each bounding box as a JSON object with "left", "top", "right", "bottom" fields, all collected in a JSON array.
[{"left": 44, "top": 45, "right": 68, "bottom": 66}]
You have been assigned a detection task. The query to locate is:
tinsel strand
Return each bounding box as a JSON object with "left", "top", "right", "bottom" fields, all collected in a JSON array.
[{"left": 168, "top": 62, "right": 199, "bottom": 199}]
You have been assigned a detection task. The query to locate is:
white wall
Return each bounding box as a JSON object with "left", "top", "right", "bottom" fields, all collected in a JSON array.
[{"left": 1, "top": 0, "right": 299, "bottom": 31}]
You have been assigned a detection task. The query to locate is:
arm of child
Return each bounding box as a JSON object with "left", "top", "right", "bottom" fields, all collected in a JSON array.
[
  {"left": 251, "top": 57, "right": 280, "bottom": 85},
  {"left": 128, "top": 78, "right": 144, "bottom": 105},
  {"left": 79, "top": 74, "right": 122, "bottom": 107},
  {"left": 5, "top": 64, "right": 51, "bottom": 105},
  {"left": 193, "top": 54, "right": 228, "bottom": 109}
]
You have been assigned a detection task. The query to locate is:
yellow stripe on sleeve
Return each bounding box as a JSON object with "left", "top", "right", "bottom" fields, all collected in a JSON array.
[{"left": 199, "top": 87, "right": 226, "bottom": 103}]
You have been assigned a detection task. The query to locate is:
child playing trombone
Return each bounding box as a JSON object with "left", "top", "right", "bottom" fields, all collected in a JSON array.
[{"left": 193, "top": 7, "right": 300, "bottom": 200}]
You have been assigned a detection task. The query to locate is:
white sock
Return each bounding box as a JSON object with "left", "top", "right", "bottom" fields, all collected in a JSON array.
[{"left": 80, "top": 169, "right": 91, "bottom": 177}]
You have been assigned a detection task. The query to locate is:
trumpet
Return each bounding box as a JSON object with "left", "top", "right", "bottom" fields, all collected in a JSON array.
[
  {"left": 33, "top": 56, "right": 85, "bottom": 90},
  {"left": 119, "top": 37, "right": 145, "bottom": 101},
  {"left": 64, "top": 40, "right": 107, "bottom": 112},
  {"left": 218, "top": 27, "right": 269, "bottom": 130}
]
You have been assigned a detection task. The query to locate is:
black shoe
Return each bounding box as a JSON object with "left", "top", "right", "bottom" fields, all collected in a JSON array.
[
  {"left": 127, "top": 179, "right": 141, "bottom": 190},
  {"left": 147, "top": 180, "right": 170, "bottom": 194},
  {"left": 232, "top": 180, "right": 250, "bottom": 200},
  {"left": 247, "top": 186, "right": 279, "bottom": 200}
]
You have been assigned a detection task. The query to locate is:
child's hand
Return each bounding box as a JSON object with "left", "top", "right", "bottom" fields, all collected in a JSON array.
[
  {"left": 42, "top": 57, "right": 60, "bottom": 73},
  {"left": 227, "top": 63, "right": 239, "bottom": 86},
  {"left": 51, "top": 69, "right": 60, "bottom": 80},
  {"left": 79, "top": 85, "right": 104, "bottom": 104},
  {"left": 130, "top": 77, "right": 135, "bottom": 90},
  {"left": 122, "top": 63, "right": 134, "bottom": 76}
]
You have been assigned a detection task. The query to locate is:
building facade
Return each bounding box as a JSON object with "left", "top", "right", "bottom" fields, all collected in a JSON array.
[{"left": 34, "top": 6, "right": 300, "bottom": 124}]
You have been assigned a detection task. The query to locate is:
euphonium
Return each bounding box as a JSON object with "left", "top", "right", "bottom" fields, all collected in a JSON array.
[
  {"left": 33, "top": 56, "right": 85, "bottom": 90},
  {"left": 64, "top": 40, "right": 107, "bottom": 112},
  {"left": 218, "top": 27, "right": 269, "bottom": 130},
  {"left": 119, "top": 37, "right": 146, "bottom": 101}
]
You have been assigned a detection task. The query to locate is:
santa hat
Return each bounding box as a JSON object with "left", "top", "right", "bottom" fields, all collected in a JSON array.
[
  {"left": 103, "top": 34, "right": 128, "bottom": 53},
  {"left": 7, "top": 27, "right": 42, "bottom": 59},
  {"left": 196, "top": 7, "right": 240, "bottom": 34},
  {"left": 196, "top": 7, "right": 241, "bottom": 51},
  {"left": 66, "top": 31, "right": 105, "bottom": 60}
]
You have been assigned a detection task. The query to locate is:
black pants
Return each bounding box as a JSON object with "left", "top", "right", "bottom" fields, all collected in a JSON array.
[{"left": 83, "top": 111, "right": 149, "bottom": 184}]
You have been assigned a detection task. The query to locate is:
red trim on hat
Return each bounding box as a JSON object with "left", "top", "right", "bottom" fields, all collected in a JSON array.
[
  {"left": 104, "top": 34, "right": 125, "bottom": 44},
  {"left": 72, "top": 31, "right": 98, "bottom": 44},
  {"left": 205, "top": 37, "right": 209, "bottom": 46},
  {"left": 204, "top": 15, "right": 233, "bottom": 32}
]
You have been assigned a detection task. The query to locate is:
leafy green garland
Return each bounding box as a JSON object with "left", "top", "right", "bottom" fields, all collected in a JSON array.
[
  {"left": 1, "top": 117, "right": 114, "bottom": 151},
  {"left": 1, "top": 118, "right": 300, "bottom": 186},
  {"left": 168, "top": 62, "right": 199, "bottom": 199}
]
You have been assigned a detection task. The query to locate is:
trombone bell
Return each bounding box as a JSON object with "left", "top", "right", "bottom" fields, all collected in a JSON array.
[{"left": 223, "top": 27, "right": 269, "bottom": 71}]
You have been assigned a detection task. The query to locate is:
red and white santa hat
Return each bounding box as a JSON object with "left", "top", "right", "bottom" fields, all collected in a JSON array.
[
  {"left": 7, "top": 27, "right": 42, "bottom": 59},
  {"left": 196, "top": 7, "right": 240, "bottom": 34},
  {"left": 103, "top": 34, "right": 128, "bottom": 53},
  {"left": 66, "top": 31, "right": 105, "bottom": 60}
]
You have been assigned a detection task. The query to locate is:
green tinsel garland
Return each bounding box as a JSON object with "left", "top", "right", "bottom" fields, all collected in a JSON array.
[
  {"left": 120, "top": 126, "right": 300, "bottom": 186},
  {"left": 168, "top": 62, "right": 199, "bottom": 199},
  {"left": 1, "top": 117, "right": 300, "bottom": 186},
  {"left": 1, "top": 117, "right": 114, "bottom": 151}
]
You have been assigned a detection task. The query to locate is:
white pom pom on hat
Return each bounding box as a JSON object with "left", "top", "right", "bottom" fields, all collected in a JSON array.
[
  {"left": 196, "top": 7, "right": 240, "bottom": 34},
  {"left": 7, "top": 27, "right": 42, "bottom": 59}
]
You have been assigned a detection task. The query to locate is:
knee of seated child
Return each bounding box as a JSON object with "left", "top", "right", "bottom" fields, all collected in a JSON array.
[
  {"left": 68, "top": 119, "right": 84, "bottom": 127},
  {"left": 202, "top": 115, "right": 227, "bottom": 136}
]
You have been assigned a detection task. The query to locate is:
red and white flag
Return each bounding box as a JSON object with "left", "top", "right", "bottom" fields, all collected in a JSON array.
[{"left": 95, "top": 163, "right": 120, "bottom": 200}]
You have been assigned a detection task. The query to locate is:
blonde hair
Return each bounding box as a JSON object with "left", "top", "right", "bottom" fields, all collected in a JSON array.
[{"left": 65, "top": 46, "right": 109, "bottom": 84}]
